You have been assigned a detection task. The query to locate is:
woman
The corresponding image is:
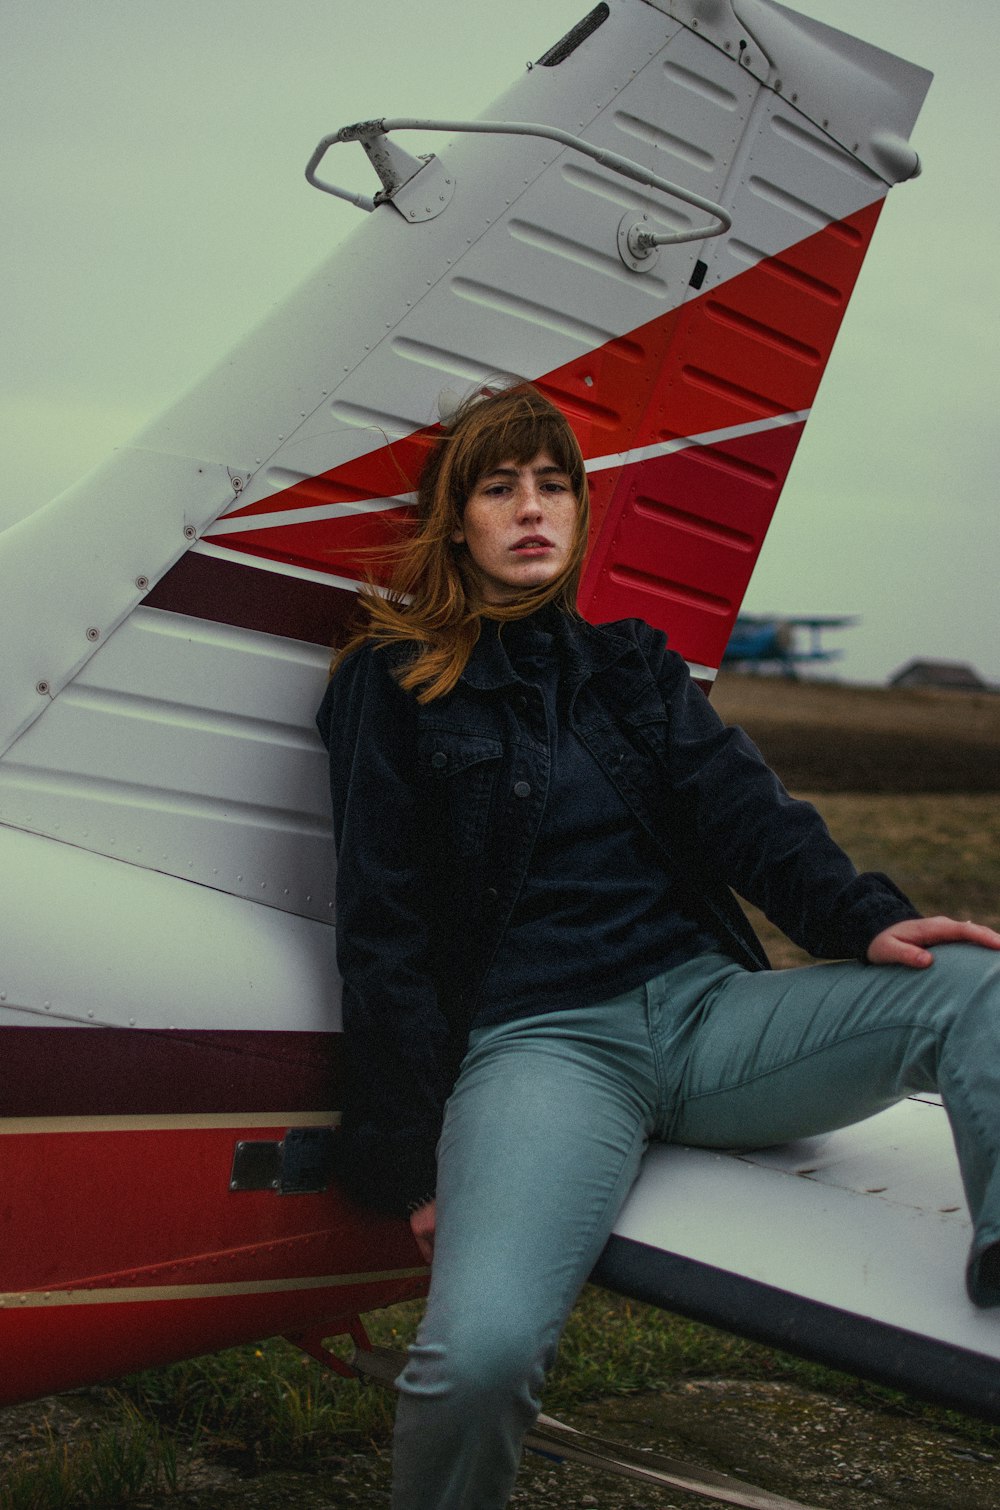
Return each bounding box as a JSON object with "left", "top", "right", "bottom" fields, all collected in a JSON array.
[{"left": 316, "top": 384, "right": 1000, "bottom": 1510}]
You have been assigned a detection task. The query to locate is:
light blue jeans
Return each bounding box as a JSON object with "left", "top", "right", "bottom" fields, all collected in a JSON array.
[{"left": 391, "top": 944, "right": 1000, "bottom": 1510}]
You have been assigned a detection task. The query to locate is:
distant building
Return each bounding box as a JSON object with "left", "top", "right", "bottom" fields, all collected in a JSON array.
[{"left": 889, "top": 659, "right": 990, "bottom": 692}]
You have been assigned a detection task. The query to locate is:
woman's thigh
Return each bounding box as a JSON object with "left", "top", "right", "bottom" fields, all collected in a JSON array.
[
  {"left": 669, "top": 943, "right": 997, "bottom": 1149},
  {"left": 422, "top": 997, "right": 659, "bottom": 1365}
]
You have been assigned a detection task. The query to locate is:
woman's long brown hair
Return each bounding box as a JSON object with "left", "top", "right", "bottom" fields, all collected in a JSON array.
[{"left": 332, "top": 384, "right": 591, "bottom": 702}]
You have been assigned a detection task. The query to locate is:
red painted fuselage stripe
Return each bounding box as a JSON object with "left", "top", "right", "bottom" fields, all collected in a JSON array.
[
  {"left": 0, "top": 1027, "right": 342, "bottom": 1117},
  {"left": 209, "top": 199, "right": 880, "bottom": 530},
  {"left": 147, "top": 201, "right": 882, "bottom": 662},
  {"left": 0, "top": 1276, "right": 428, "bottom": 1408},
  {"left": 144, "top": 548, "right": 361, "bottom": 646},
  {"left": 1, "top": 1124, "right": 413, "bottom": 1292},
  {"left": 579, "top": 420, "right": 805, "bottom": 667}
]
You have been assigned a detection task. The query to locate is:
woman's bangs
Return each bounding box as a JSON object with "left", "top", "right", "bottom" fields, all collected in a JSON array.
[{"left": 458, "top": 408, "right": 583, "bottom": 501}]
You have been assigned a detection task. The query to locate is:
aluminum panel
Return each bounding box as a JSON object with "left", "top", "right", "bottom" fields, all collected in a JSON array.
[
  {"left": 0, "top": 610, "right": 336, "bottom": 921},
  {"left": 0, "top": 826, "right": 337, "bottom": 1033}
]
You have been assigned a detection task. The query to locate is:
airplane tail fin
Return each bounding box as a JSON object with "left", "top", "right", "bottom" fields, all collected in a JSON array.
[{"left": 0, "top": 0, "right": 931, "bottom": 917}]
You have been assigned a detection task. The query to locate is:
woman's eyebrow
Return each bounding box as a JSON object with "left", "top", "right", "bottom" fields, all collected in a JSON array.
[{"left": 479, "top": 464, "right": 569, "bottom": 482}]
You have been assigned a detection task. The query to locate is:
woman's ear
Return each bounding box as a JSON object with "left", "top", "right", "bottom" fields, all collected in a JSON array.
[{"left": 451, "top": 525, "right": 465, "bottom": 545}]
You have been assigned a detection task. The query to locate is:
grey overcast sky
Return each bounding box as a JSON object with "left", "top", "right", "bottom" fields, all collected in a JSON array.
[{"left": 2, "top": 0, "right": 997, "bottom": 686}]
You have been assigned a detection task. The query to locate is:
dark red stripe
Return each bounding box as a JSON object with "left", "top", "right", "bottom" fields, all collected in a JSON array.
[
  {"left": 144, "top": 550, "right": 360, "bottom": 648},
  {"left": 0, "top": 1027, "right": 343, "bottom": 1117}
]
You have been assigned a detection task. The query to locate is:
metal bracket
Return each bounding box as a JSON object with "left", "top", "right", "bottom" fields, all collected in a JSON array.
[
  {"left": 618, "top": 211, "right": 660, "bottom": 273},
  {"left": 305, "top": 117, "right": 731, "bottom": 260},
  {"left": 229, "top": 1126, "right": 336, "bottom": 1195}
]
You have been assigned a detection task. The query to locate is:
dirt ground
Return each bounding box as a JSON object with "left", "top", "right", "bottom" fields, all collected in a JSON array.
[
  {"left": 6, "top": 1376, "right": 1000, "bottom": 1509},
  {"left": 710, "top": 675, "right": 1000, "bottom": 794}
]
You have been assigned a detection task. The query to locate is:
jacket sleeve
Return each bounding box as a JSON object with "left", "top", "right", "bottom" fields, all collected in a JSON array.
[
  {"left": 635, "top": 624, "right": 920, "bottom": 960},
  {"left": 317, "top": 643, "right": 450, "bottom": 1216}
]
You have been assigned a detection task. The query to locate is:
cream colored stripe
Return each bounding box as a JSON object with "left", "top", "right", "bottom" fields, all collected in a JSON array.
[
  {"left": 191, "top": 539, "right": 365, "bottom": 593},
  {"left": 210, "top": 494, "right": 413, "bottom": 535},
  {"left": 0, "top": 1111, "right": 339, "bottom": 1136},
  {"left": 0, "top": 1267, "right": 427, "bottom": 1309},
  {"left": 585, "top": 410, "right": 811, "bottom": 474}
]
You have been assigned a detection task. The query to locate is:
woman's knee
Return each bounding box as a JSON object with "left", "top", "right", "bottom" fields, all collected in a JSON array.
[
  {"left": 926, "top": 943, "right": 1000, "bottom": 1019},
  {"left": 399, "top": 1315, "right": 553, "bottom": 1417}
]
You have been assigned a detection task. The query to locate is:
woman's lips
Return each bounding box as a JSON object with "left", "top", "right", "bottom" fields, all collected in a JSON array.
[{"left": 511, "top": 536, "right": 554, "bottom": 553}]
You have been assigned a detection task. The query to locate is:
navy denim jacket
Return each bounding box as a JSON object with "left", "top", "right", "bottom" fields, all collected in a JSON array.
[{"left": 316, "top": 611, "right": 918, "bottom": 1215}]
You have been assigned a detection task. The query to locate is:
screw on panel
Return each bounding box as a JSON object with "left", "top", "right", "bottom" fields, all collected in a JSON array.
[
  {"left": 135, "top": 576, "right": 149, "bottom": 591},
  {"left": 86, "top": 627, "right": 101, "bottom": 642},
  {"left": 36, "top": 681, "right": 50, "bottom": 695},
  {"left": 183, "top": 525, "right": 197, "bottom": 540}
]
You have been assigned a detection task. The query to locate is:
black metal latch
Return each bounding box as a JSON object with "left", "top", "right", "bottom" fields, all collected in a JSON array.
[{"left": 229, "top": 1127, "right": 336, "bottom": 1195}]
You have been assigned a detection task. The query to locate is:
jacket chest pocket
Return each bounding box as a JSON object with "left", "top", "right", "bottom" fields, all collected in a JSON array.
[{"left": 418, "top": 730, "right": 504, "bottom": 861}]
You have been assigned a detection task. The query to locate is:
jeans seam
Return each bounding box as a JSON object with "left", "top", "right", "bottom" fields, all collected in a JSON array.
[{"left": 680, "top": 1019, "right": 945, "bottom": 1105}]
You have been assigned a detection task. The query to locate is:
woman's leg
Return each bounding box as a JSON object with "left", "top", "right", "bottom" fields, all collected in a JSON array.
[
  {"left": 391, "top": 991, "right": 659, "bottom": 1510},
  {"left": 661, "top": 943, "right": 1000, "bottom": 1304}
]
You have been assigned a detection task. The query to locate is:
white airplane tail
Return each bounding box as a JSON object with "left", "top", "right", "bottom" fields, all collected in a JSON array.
[{"left": 0, "top": 0, "right": 930, "bottom": 925}]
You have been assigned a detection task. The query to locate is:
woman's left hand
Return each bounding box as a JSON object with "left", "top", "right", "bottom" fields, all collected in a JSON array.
[
  {"left": 867, "top": 916, "right": 1000, "bottom": 969},
  {"left": 409, "top": 1199, "right": 437, "bottom": 1265}
]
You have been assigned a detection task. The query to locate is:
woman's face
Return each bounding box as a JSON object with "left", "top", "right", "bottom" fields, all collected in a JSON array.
[{"left": 452, "top": 451, "right": 579, "bottom": 603}]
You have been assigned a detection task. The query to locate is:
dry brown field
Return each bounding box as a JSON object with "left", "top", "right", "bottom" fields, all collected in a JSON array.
[
  {"left": 711, "top": 674, "right": 1000, "bottom": 968},
  {"left": 711, "top": 673, "right": 1000, "bottom": 795}
]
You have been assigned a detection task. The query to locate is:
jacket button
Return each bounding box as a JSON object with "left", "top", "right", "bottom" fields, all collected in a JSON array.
[
  {"left": 430, "top": 751, "right": 447, "bottom": 769},
  {"left": 513, "top": 781, "right": 531, "bottom": 798},
  {"left": 485, "top": 886, "right": 499, "bottom": 901}
]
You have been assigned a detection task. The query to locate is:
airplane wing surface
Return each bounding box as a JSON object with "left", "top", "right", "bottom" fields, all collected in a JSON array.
[{"left": 598, "top": 1096, "right": 1000, "bottom": 1421}]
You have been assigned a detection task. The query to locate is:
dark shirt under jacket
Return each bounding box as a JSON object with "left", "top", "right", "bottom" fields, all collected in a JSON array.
[{"left": 475, "top": 613, "right": 715, "bottom": 1026}]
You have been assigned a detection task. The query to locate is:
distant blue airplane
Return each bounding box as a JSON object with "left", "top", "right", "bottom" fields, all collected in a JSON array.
[{"left": 723, "top": 614, "right": 858, "bottom": 674}]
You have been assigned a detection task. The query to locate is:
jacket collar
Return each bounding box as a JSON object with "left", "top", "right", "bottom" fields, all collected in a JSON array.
[{"left": 458, "top": 606, "right": 637, "bottom": 692}]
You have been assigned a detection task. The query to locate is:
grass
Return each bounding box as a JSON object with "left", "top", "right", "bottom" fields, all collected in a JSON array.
[
  {"left": 0, "top": 1397, "right": 190, "bottom": 1510},
  {"left": 7, "top": 1286, "right": 998, "bottom": 1509}
]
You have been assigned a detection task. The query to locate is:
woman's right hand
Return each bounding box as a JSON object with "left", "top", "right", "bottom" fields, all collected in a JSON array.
[{"left": 410, "top": 1199, "right": 436, "bottom": 1265}]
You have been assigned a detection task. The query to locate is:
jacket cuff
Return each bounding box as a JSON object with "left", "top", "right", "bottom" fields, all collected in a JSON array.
[
  {"left": 818, "top": 871, "right": 921, "bottom": 961},
  {"left": 332, "top": 1125, "right": 439, "bottom": 1219}
]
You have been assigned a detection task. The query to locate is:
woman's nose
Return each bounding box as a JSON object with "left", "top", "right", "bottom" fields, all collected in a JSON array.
[{"left": 516, "top": 484, "right": 544, "bottom": 517}]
